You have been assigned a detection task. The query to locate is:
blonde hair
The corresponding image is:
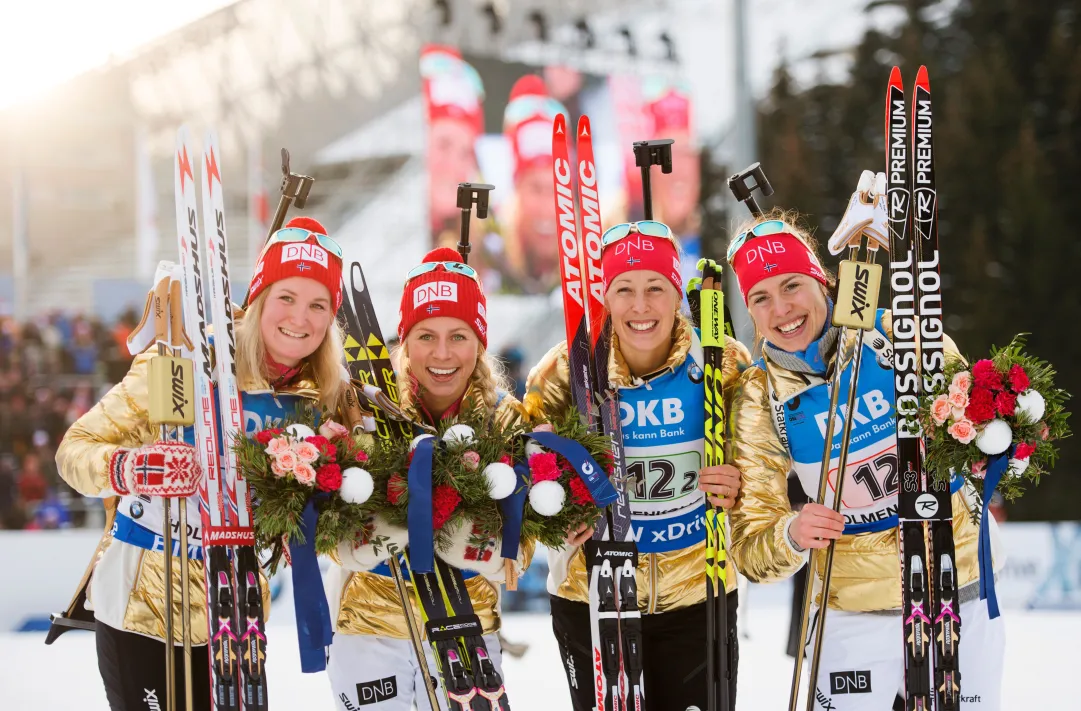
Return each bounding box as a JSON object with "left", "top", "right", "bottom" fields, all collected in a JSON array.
[
  {"left": 234, "top": 290, "right": 347, "bottom": 411},
  {"left": 728, "top": 207, "right": 837, "bottom": 347},
  {"left": 393, "top": 340, "right": 512, "bottom": 415}
]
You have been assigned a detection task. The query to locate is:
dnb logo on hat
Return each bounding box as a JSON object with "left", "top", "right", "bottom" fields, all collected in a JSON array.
[
  {"left": 413, "top": 281, "right": 459, "bottom": 307},
  {"left": 281, "top": 243, "right": 329, "bottom": 268}
]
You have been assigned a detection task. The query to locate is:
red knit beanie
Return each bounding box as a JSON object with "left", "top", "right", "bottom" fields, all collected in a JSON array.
[
  {"left": 398, "top": 247, "right": 487, "bottom": 347},
  {"left": 247, "top": 217, "right": 343, "bottom": 312}
]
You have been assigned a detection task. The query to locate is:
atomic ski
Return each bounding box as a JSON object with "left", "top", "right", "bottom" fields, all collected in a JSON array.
[
  {"left": 552, "top": 113, "right": 642, "bottom": 711},
  {"left": 887, "top": 65, "right": 960, "bottom": 711},
  {"left": 339, "top": 261, "right": 509, "bottom": 711}
]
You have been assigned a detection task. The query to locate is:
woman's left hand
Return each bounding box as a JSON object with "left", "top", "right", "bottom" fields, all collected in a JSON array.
[{"left": 698, "top": 464, "right": 743, "bottom": 509}]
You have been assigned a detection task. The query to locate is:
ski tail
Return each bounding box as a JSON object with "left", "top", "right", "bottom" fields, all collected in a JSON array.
[
  {"left": 911, "top": 65, "right": 961, "bottom": 710},
  {"left": 174, "top": 126, "right": 241, "bottom": 711},
  {"left": 700, "top": 259, "right": 730, "bottom": 711},
  {"left": 552, "top": 113, "right": 595, "bottom": 425}
]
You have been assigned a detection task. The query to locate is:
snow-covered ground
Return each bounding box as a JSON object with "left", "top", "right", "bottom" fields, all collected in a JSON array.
[{"left": 2, "top": 596, "right": 1077, "bottom": 710}]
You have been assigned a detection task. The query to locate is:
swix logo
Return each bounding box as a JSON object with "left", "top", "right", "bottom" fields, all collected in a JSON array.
[
  {"left": 848, "top": 264, "right": 874, "bottom": 321},
  {"left": 170, "top": 361, "right": 189, "bottom": 416},
  {"left": 742, "top": 239, "right": 786, "bottom": 268},
  {"left": 413, "top": 281, "right": 458, "bottom": 307},
  {"left": 566, "top": 650, "right": 578, "bottom": 689},
  {"left": 814, "top": 389, "right": 892, "bottom": 437},
  {"left": 578, "top": 159, "right": 604, "bottom": 306},
  {"left": 619, "top": 398, "right": 685, "bottom": 428},
  {"left": 815, "top": 687, "right": 837, "bottom": 710},
  {"left": 143, "top": 688, "right": 162, "bottom": 711},
  {"left": 554, "top": 158, "right": 584, "bottom": 309},
  {"left": 281, "top": 242, "right": 329, "bottom": 268}
]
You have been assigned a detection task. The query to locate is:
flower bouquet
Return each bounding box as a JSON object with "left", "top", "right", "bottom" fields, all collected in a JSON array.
[
  {"left": 919, "top": 335, "right": 1071, "bottom": 503},
  {"left": 367, "top": 400, "right": 612, "bottom": 557},
  {"left": 234, "top": 409, "right": 383, "bottom": 572}
]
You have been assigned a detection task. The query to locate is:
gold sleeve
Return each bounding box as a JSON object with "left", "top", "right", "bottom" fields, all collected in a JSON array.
[
  {"left": 522, "top": 341, "right": 572, "bottom": 423},
  {"left": 57, "top": 351, "right": 157, "bottom": 496},
  {"left": 726, "top": 366, "right": 805, "bottom": 583}
]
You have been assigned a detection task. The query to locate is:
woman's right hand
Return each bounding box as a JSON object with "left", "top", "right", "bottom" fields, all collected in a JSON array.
[
  {"left": 565, "top": 521, "right": 595, "bottom": 548},
  {"left": 789, "top": 503, "right": 846, "bottom": 550}
]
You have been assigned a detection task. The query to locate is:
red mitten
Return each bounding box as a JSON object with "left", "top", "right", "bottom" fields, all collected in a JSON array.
[{"left": 109, "top": 441, "right": 201, "bottom": 498}]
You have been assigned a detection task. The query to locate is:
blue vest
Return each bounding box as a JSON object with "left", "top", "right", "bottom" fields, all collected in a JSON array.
[
  {"left": 617, "top": 332, "right": 707, "bottom": 554},
  {"left": 112, "top": 387, "right": 310, "bottom": 559}
]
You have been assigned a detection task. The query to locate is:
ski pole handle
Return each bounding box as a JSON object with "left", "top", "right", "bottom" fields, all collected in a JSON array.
[
  {"left": 455, "top": 182, "right": 494, "bottom": 264},
  {"left": 727, "top": 163, "right": 774, "bottom": 218},
  {"left": 632, "top": 138, "right": 674, "bottom": 220}
]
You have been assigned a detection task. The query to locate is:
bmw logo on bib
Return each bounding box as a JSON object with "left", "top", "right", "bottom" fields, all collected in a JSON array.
[
  {"left": 688, "top": 362, "right": 703, "bottom": 384},
  {"left": 129, "top": 501, "right": 144, "bottom": 519}
]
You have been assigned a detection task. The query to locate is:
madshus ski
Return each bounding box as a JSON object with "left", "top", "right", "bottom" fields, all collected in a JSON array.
[
  {"left": 887, "top": 65, "right": 960, "bottom": 711},
  {"left": 552, "top": 113, "right": 643, "bottom": 711},
  {"left": 174, "top": 126, "right": 268, "bottom": 710},
  {"left": 340, "top": 260, "right": 509, "bottom": 711}
]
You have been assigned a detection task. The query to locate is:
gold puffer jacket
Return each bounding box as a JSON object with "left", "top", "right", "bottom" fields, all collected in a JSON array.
[
  {"left": 331, "top": 386, "right": 534, "bottom": 639},
  {"left": 727, "top": 311, "right": 997, "bottom": 612},
  {"left": 55, "top": 348, "right": 302, "bottom": 644},
  {"left": 523, "top": 318, "right": 751, "bottom": 613}
]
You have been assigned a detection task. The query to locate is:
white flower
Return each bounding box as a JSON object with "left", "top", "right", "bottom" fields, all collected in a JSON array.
[
  {"left": 975, "top": 419, "right": 1013, "bottom": 455},
  {"left": 340, "top": 467, "right": 374, "bottom": 504},
  {"left": 482, "top": 462, "right": 518, "bottom": 500},
  {"left": 528, "top": 480, "right": 566, "bottom": 516},
  {"left": 1015, "top": 390, "right": 1046, "bottom": 423}
]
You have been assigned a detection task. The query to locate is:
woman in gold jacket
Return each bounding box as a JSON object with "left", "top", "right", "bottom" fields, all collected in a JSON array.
[
  {"left": 56, "top": 217, "right": 349, "bottom": 710},
  {"left": 524, "top": 221, "right": 750, "bottom": 711},
  {"left": 327, "top": 247, "right": 531, "bottom": 711},
  {"left": 725, "top": 202, "right": 1005, "bottom": 710}
]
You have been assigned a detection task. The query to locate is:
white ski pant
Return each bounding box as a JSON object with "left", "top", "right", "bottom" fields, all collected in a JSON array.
[
  {"left": 326, "top": 632, "right": 505, "bottom": 711},
  {"left": 808, "top": 597, "right": 1004, "bottom": 711}
]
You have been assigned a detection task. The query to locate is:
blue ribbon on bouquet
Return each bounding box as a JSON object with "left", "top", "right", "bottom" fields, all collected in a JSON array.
[
  {"left": 978, "top": 447, "right": 1011, "bottom": 620},
  {"left": 498, "top": 462, "right": 531, "bottom": 561},
  {"left": 406, "top": 435, "right": 438, "bottom": 573},
  {"left": 522, "top": 431, "right": 620, "bottom": 508},
  {"left": 290, "top": 494, "right": 334, "bottom": 673}
]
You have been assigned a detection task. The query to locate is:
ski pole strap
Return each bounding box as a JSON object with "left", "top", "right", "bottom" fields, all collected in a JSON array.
[
  {"left": 979, "top": 449, "right": 1010, "bottom": 619},
  {"left": 522, "top": 431, "right": 620, "bottom": 507},
  {"left": 291, "top": 493, "right": 335, "bottom": 672},
  {"left": 407, "top": 435, "right": 437, "bottom": 573},
  {"left": 498, "top": 462, "right": 531, "bottom": 561}
]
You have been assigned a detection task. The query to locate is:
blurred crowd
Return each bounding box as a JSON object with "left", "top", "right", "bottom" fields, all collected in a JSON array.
[{"left": 0, "top": 308, "right": 139, "bottom": 530}]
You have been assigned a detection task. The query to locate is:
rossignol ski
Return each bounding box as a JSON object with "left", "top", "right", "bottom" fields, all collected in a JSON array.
[
  {"left": 340, "top": 260, "right": 509, "bottom": 711},
  {"left": 888, "top": 65, "right": 960, "bottom": 711},
  {"left": 174, "top": 126, "right": 267, "bottom": 711},
  {"left": 552, "top": 113, "right": 642, "bottom": 711}
]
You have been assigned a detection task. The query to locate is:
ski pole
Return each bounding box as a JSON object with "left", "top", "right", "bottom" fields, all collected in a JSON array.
[
  {"left": 241, "top": 148, "right": 313, "bottom": 308},
  {"left": 632, "top": 139, "right": 673, "bottom": 219},
  {"left": 455, "top": 182, "right": 494, "bottom": 264},
  {"left": 789, "top": 233, "right": 883, "bottom": 711},
  {"left": 727, "top": 163, "right": 773, "bottom": 218}
]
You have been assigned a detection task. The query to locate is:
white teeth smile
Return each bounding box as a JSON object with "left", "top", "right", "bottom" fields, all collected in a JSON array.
[
  {"left": 628, "top": 321, "right": 658, "bottom": 332},
  {"left": 279, "top": 327, "right": 307, "bottom": 339},
  {"left": 778, "top": 317, "right": 806, "bottom": 335},
  {"left": 428, "top": 367, "right": 458, "bottom": 376}
]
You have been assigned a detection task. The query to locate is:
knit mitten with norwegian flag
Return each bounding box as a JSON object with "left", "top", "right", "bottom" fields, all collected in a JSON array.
[{"left": 109, "top": 441, "right": 200, "bottom": 498}]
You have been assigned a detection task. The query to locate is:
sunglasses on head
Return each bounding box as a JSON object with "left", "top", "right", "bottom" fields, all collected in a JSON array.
[
  {"left": 600, "top": 220, "right": 674, "bottom": 248},
  {"left": 405, "top": 261, "right": 480, "bottom": 283},
  {"left": 726, "top": 220, "right": 787, "bottom": 263},
  {"left": 262, "top": 227, "right": 344, "bottom": 260}
]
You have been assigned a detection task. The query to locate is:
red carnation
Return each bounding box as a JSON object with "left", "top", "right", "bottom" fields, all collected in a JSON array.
[
  {"left": 500, "top": 454, "right": 513, "bottom": 466},
  {"left": 1008, "top": 364, "right": 1030, "bottom": 393},
  {"left": 387, "top": 473, "right": 407, "bottom": 505},
  {"left": 994, "top": 391, "right": 1017, "bottom": 418},
  {"left": 1014, "top": 441, "right": 1037, "bottom": 460},
  {"left": 355, "top": 450, "right": 369, "bottom": 463},
  {"left": 306, "top": 435, "right": 337, "bottom": 459},
  {"left": 965, "top": 387, "right": 996, "bottom": 424},
  {"left": 972, "top": 360, "right": 1003, "bottom": 391},
  {"left": 432, "top": 484, "right": 461, "bottom": 530},
  {"left": 254, "top": 430, "right": 275, "bottom": 446},
  {"left": 569, "top": 476, "right": 594, "bottom": 505},
  {"left": 315, "top": 463, "right": 343, "bottom": 492},
  {"left": 529, "top": 452, "right": 561, "bottom": 483}
]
